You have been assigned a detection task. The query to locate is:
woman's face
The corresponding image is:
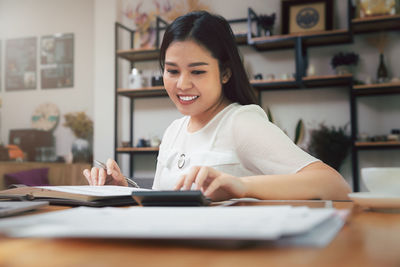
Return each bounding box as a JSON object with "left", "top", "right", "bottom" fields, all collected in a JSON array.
[{"left": 163, "top": 40, "right": 229, "bottom": 125}]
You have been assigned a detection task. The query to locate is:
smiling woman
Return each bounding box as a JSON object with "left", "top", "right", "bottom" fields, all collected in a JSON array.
[{"left": 84, "top": 11, "right": 351, "bottom": 201}]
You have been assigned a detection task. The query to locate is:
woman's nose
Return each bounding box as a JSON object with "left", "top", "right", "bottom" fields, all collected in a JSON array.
[{"left": 177, "top": 73, "right": 192, "bottom": 90}]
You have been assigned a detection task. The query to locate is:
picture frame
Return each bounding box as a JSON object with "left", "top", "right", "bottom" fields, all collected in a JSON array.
[{"left": 281, "top": 0, "right": 333, "bottom": 34}]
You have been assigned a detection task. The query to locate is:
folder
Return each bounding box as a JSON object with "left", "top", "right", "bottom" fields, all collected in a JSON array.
[{"left": 0, "top": 185, "right": 149, "bottom": 207}]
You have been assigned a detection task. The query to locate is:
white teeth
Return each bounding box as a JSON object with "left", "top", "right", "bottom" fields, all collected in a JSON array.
[{"left": 179, "top": 95, "right": 198, "bottom": 101}]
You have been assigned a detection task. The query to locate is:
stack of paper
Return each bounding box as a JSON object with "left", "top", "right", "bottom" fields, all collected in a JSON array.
[{"left": 0, "top": 205, "right": 348, "bottom": 247}]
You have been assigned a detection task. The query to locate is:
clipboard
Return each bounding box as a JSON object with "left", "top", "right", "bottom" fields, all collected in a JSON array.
[{"left": 131, "top": 190, "right": 211, "bottom": 206}]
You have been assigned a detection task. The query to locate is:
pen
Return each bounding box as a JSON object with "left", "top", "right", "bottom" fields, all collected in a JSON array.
[{"left": 93, "top": 159, "right": 140, "bottom": 188}]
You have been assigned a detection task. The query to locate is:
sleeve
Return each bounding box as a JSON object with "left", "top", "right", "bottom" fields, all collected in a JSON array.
[{"left": 232, "top": 105, "right": 319, "bottom": 175}]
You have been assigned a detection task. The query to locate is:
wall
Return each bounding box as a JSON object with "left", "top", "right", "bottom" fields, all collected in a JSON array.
[{"left": 0, "top": 0, "right": 94, "bottom": 159}]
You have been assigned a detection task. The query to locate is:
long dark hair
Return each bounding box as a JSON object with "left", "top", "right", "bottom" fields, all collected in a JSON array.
[{"left": 159, "top": 11, "right": 257, "bottom": 105}]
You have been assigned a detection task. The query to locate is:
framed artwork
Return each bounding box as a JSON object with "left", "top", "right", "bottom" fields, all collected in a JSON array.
[
  {"left": 0, "top": 40, "right": 2, "bottom": 91},
  {"left": 5, "top": 37, "right": 37, "bottom": 91},
  {"left": 40, "top": 33, "right": 74, "bottom": 89},
  {"left": 281, "top": 0, "right": 333, "bottom": 34}
]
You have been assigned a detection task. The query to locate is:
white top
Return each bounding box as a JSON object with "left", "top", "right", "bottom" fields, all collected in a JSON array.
[{"left": 152, "top": 103, "right": 319, "bottom": 190}]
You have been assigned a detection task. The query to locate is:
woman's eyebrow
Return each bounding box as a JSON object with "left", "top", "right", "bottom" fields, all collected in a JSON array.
[
  {"left": 188, "top": 62, "right": 209, "bottom": 67},
  {"left": 164, "top": 61, "right": 209, "bottom": 67}
]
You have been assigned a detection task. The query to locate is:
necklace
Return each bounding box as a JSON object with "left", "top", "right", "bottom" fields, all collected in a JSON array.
[{"left": 178, "top": 154, "right": 185, "bottom": 169}]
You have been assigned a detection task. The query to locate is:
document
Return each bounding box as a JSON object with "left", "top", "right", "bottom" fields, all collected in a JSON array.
[
  {"left": 0, "top": 205, "right": 346, "bottom": 246},
  {"left": 0, "top": 185, "right": 150, "bottom": 206}
]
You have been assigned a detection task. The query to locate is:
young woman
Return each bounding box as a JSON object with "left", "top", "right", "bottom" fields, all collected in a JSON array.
[{"left": 84, "top": 11, "right": 351, "bottom": 201}]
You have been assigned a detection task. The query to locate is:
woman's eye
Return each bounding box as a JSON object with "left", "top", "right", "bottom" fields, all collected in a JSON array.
[
  {"left": 166, "top": 69, "right": 179, "bottom": 75},
  {"left": 192, "top": 70, "right": 206, "bottom": 75}
]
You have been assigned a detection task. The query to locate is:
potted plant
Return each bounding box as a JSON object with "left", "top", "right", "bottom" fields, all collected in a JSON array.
[
  {"left": 63, "top": 111, "right": 93, "bottom": 163},
  {"left": 307, "top": 123, "right": 352, "bottom": 171},
  {"left": 331, "top": 52, "right": 359, "bottom": 75}
]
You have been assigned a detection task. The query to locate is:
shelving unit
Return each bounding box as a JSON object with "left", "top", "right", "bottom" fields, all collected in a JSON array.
[
  {"left": 349, "top": 17, "right": 400, "bottom": 191},
  {"left": 113, "top": 3, "right": 400, "bottom": 189},
  {"left": 246, "top": 3, "right": 400, "bottom": 192},
  {"left": 114, "top": 19, "right": 168, "bottom": 177}
]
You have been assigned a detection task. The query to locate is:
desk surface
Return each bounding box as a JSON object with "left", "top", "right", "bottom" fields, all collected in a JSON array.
[{"left": 0, "top": 201, "right": 399, "bottom": 267}]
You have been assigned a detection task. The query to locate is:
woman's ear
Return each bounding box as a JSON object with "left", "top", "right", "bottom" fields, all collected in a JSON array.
[{"left": 221, "top": 68, "right": 232, "bottom": 84}]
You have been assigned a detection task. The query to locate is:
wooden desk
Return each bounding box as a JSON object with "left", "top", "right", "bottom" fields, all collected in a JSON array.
[{"left": 0, "top": 202, "right": 399, "bottom": 267}]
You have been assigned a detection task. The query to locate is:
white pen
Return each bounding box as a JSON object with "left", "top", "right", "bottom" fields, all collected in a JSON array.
[{"left": 93, "top": 159, "right": 140, "bottom": 188}]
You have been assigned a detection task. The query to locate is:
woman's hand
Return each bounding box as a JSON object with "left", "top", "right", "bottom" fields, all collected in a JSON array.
[
  {"left": 83, "top": 159, "right": 128, "bottom": 186},
  {"left": 174, "top": 166, "right": 247, "bottom": 201}
]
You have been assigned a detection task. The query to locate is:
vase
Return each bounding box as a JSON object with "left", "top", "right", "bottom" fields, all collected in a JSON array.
[
  {"left": 377, "top": 53, "right": 388, "bottom": 83},
  {"left": 71, "top": 138, "right": 91, "bottom": 163},
  {"left": 335, "top": 65, "right": 355, "bottom": 75}
]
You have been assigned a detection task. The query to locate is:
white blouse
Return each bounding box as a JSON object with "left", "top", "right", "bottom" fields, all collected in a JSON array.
[{"left": 152, "top": 103, "right": 319, "bottom": 190}]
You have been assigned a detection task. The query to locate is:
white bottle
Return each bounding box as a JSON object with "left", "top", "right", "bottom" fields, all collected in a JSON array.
[{"left": 128, "top": 68, "right": 143, "bottom": 89}]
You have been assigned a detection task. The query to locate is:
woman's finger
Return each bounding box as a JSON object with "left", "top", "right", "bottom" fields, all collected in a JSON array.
[
  {"left": 83, "top": 169, "right": 92, "bottom": 185},
  {"left": 183, "top": 166, "right": 200, "bottom": 190},
  {"left": 194, "top": 166, "right": 210, "bottom": 190},
  {"left": 174, "top": 174, "right": 186, "bottom": 190},
  {"left": 90, "top": 167, "right": 99, "bottom": 186},
  {"left": 98, "top": 168, "right": 107, "bottom": 186},
  {"left": 203, "top": 177, "right": 223, "bottom": 197}
]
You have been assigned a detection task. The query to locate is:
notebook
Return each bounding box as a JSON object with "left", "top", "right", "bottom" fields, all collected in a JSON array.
[{"left": 0, "top": 201, "right": 49, "bottom": 218}]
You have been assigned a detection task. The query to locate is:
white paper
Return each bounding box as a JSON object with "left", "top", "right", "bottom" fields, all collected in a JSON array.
[
  {"left": 0, "top": 206, "right": 338, "bottom": 243},
  {"left": 36, "top": 185, "right": 150, "bottom": 197}
]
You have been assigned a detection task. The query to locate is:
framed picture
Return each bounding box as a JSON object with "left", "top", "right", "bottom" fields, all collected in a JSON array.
[
  {"left": 5, "top": 37, "right": 37, "bottom": 91},
  {"left": 40, "top": 33, "right": 74, "bottom": 89},
  {"left": 281, "top": 0, "right": 333, "bottom": 34}
]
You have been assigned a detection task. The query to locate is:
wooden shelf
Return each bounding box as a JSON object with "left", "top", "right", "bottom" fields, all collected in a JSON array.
[
  {"left": 352, "top": 14, "right": 400, "bottom": 33},
  {"left": 116, "top": 48, "right": 159, "bottom": 62},
  {"left": 250, "top": 78, "right": 298, "bottom": 90},
  {"left": 116, "top": 147, "right": 159, "bottom": 153},
  {"left": 355, "top": 141, "right": 400, "bottom": 149},
  {"left": 302, "top": 74, "right": 353, "bottom": 88},
  {"left": 250, "top": 29, "right": 351, "bottom": 51},
  {"left": 353, "top": 82, "right": 400, "bottom": 96},
  {"left": 117, "top": 86, "right": 167, "bottom": 98},
  {"left": 251, "top": 75, "right": 352, "bottom": 91}
]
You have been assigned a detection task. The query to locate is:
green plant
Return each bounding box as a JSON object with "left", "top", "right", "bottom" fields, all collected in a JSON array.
[
  {"left": 63, "top": 112, "right": 93, "bottom": 140},
  {"left": 307, "top": 123, "right": 352, "bottom": 171},
  {"left": 331, "top": 52, "right": 359, "bottom": 68}
]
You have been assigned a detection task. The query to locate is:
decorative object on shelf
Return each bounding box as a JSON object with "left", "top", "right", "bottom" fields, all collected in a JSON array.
[
  {"left": 366, "top": 32, "right": 390, "bottom": 83},
  {"left": 307, "top": 64, "right": 316, "bottom": 76},
  {"left": 150, "top": 136, "right": 161, "bottom": 147},
  {"left": 136, "top": 138, "right": 150, "bottom": 148},
  {"left": 151, "top": 75, "right": 163, "bottom": 86},
  {"left": 307, "top": 123, "right": 352, "bottom": 171},
  {"left": 357, "top": 0, "right": 397, "bottom": 18},
  {"left": 377, "top": 53, "right": 389, "bottom": 83},
  {"left": 387, "top": 129, "right": 400, "bottom": 141},
  {"left": 121, "top": 141, "right": 131, "bottom": 148},
  {"left": 31, "top": 102, "right": 60, "bottom": 131},
  {"left": 253, "top": 73, "right": 263, "bottom": 80},
  {"left": 281, "top": 0, "right": 333, "bottom": 34},
  {"left": 265, "top": 74, "right": 275, "bottom": 81},
  {"left": 258, "top": 13, "right": 276, "bottom": 36},
  {"left": 63, "top": 111, "right": 93, "bottom": 163},
  {"left": 128, "top": 68, "right": 144, "bottom": 89},
  {"left": 330, "top": 52, "right": 359, "bottom": 75}
]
